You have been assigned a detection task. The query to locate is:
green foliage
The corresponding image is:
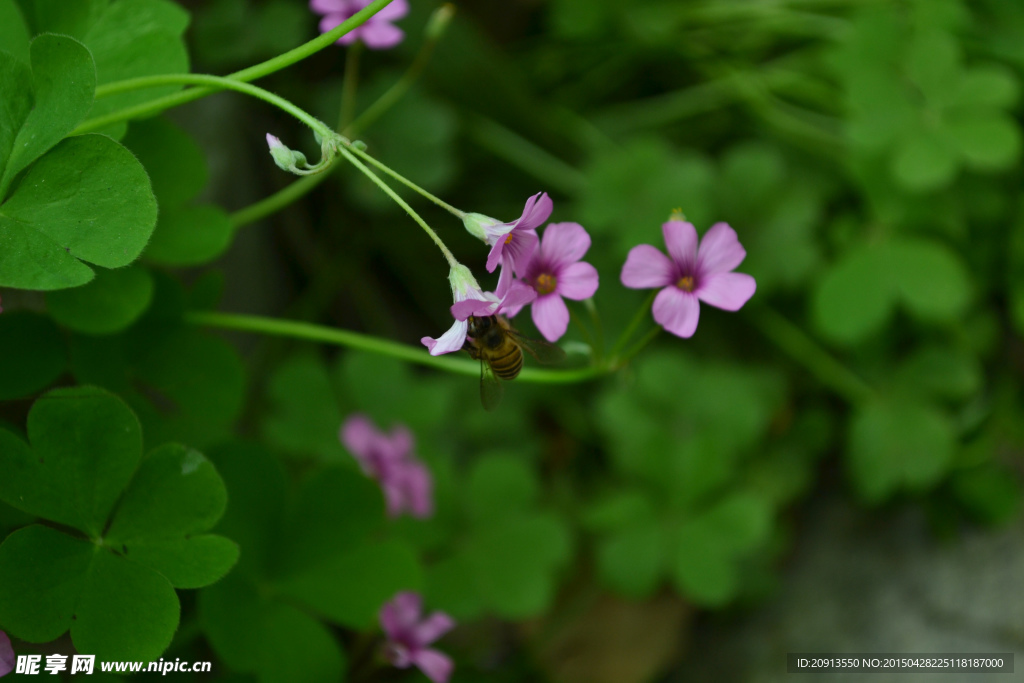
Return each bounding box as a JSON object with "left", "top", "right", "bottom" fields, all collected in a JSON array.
[
  {"left": 0, "top": 386, "right": 236, "bottom": 660},
  {"left": 199, "top": 442, "right": 419, "bottom": 683},
  {"left": 0, "top": 311, "right": 66, "bottom": 399}
]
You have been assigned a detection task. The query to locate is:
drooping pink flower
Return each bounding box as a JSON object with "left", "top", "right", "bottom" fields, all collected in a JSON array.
[
  {"left": 501, "top": 222, "right": 599, "bottom": 342},
  {"left": 0, "top": 630, "right": 13, "bottom": 678},
  {"left": 311, "top": 0, "right": 409, "bottom": 49},
  {"left": 460, "top": 193, "right": 551, "bottom": 296},
  {"left": 380, "top": 592, "right": 455, "bottom": 683},
  {"left": 421, "top": 265, "right": 536, "bottom": 356},
  {"left": 620, "top": 220, "right": 756, "bottom": 338},
  {"left": 340, "top": 415, "right": 432, "bottom": 518}
]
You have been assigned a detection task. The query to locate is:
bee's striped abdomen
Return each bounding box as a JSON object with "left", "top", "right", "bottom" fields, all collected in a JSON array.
[{"left": 490, "top": 344, "right": 523, "bottom": 379}]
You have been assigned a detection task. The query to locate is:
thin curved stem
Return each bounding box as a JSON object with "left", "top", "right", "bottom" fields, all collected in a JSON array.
[
  {"left": 336, "top": 145, "right": 459, "bottom": 269},
  {"left": 338, "top": 41, "right": 363, "bottom": 132},
  {"left": 229, "top": 18, "right": 451, "bottom": 230},
  {"left": 186, "top": 311, "right": 608, "bottom": 384},
  {"left": 93, "top": 73, "right": 334, "bottom": 140},
  {"left": 610, "top": 290, "right": 658, "bottom": 359},
  {"left": 71, "top": 0, "right": 398, "bottom": 135},
  {"left": 346, "top": 145, "right": 464, "bottom": 218}
]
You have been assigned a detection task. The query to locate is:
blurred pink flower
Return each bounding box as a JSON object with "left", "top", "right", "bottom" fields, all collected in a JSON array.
[
  {"left": 502, "top": 222, "right": 599, "bottom": 342},
  {"left": 311, "top": 0, "right": 409, "bottom": 49},
  {"left": 340, "top": 415, "right": 432, "bottom": 518},
  {"left": 621, "top": 220, "right": 756, "bottom": 338},
  {"left": 380, "top": 592, "right": 455, "bottom": 683},
  {"left": 0, "top": 630, "right": 13, "bottom": 678}
]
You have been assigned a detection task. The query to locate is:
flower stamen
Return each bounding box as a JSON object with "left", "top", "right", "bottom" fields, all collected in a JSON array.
[
  {"left": 535, "top": 273, "right": 557, "bottom": 295},
  {"left": 676, "top": 275, "right": 695, "bottom": 292}
]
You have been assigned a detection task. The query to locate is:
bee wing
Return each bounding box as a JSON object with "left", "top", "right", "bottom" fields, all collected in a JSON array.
[
  {"left": 513, "top": 331, "right": 567, "bottom": 365},
  {"left": 480, "top": 359, "right": 504, "bottom": 411}
]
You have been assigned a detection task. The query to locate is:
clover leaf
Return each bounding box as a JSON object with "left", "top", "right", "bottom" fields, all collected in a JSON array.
[
  {"left": 199, "top": 442, "right": 422, "bottom": 683},
  {"left": 0, "top": 33, "right": 158, "bottom": 291},
  {"left": 0, "top": 386, "right": 238, "bottom": 661},
  {"left": 123, "top": 118, "right": 234, "bottom": 266},
  {"left": 813, "top": 237, "right": 972, "bottom": 344}
]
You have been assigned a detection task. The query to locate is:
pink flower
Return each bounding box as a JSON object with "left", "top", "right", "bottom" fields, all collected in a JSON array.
[
  {"left": 463, "top": 192, "right": 550, "bottom": 296},
  {"left": 501, "top": 223, "right": 599, "bottom": 342},
  {"left": 621, "top": 220, "right": 756, "bottom": 338},
  {"left": 421, "top": 265, "right": 536, "bottom": 356},
  {"left": 0, "top": 630, "right": 13, "bottom": 678},
  {"left": 340, "top": 415, "right": 432, "bottom": 518},
  {"left": 380, "top": 592, "right": 455, "bottom": 683},
  {"left": 311, "top": 0, "right": 409, "bottom": 49}
]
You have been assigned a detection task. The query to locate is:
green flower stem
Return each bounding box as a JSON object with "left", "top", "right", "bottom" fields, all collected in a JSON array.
[
  {"left": 229, "top": 174, "right": 323, "bottom": 229},
  {"left": 752, "top": 307, "right": 874, "bottom": 405},
  {"left": 346, "top": 145, "right": 464, "bottom": 218},
  {"left": 619, "top": 326, "right": 661, "bottom": 364},
  {"left": 336, "top": 145, "right": 459, "bottom": 269},
  {"left": 584, "top": 298, "right": 606, "bottom": 364},
  {"left": 230, "top": 13, "right": 450, "bottom": 230},
  {"left": 609, "top": 290, "right": 658, "bottom": 359},
  {"left": 346, "top": 9, "right": 446, "bottom": 136},
  {"left": 70, "top": 0, "right": 398, "bottom": 135},
  {"left": 185, "top": 311, "right": 608, "bottom": 384},
  {"left": 339, "top": 41, "right": 363, "bottom": 132},
  {"left": 92, "top": 73, "right": 334, "bottom": 140}
]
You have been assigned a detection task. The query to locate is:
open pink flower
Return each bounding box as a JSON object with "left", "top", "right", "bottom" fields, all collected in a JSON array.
[
  {"left": 466, "top": 192, "right": 550, "bottom": 295},
  {"left": 502, "top": 222, "right": 599, "bottom": 342},
  {"left": 341, "top": 415, "right": 432, "bottom": 518},
  {"left": 380, "top": 592, "right": 455, "bottom": 683},
  {"left": 311, "top": 0, "right": 409, "bottom": 49},
  {"left": 621, "top": 220, "right": 756, "bottom": 338},
  {"left": 0, "top": 630, "right": 13, "bottom": 677}
]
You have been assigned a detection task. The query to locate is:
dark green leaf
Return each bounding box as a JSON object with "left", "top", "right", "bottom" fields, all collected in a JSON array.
[
  {"left": 0, "top": 311, "right": 66, "bottom": 399},
  {"left": 144, "top": 205, "right": 234, "bottom": 267},
  {"left": 889, "top": 237, "right": 971, "bottom": 322},
  {"left": 891, "top": 128, "right": 957, "bottom": 191},
  {"left": 945, "top": 111, "right": 1022, "bottom": 169},
  {"left": 72, "top": 548, "right": 179, "bottom": 662},
  {"left": 812, "top": 244, "right": 893, "bottom": 344},
  {"left": 122, "top": 117, "right": 207, "bottom": 208},
  {"left": 0, "top": 0, "right": 31, "bottom": 62},
  {"left": 466, "top": 453, "right": 538, "bottom": 523},
  {"left": 263, "top": 354, "right": 347, "bottom": 462},
  {"left": 0, "top": 135, "right": 158, "bottom": 290},
  {"left": 46, "top": 265, "right": 154, "bottom": 334},
  {"left": 847, "top": 398, "right": 956, "bottom": 502},
  {"left": 0, "top": 385, "right": 141, "bottom": 537},
  {"left": 276, "top": 540, "right": 422, "bottom": 630},
  {"left": 0, "top": 34, "right": 96, "bottom": 197},
  {"left": 596, "top": 522, "right": 665, "bottom": 599}
]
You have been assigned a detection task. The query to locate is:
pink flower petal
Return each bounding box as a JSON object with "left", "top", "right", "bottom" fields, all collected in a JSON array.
[
  {"left": 532, "top": 294, "right": 570, "bottom": 342},
  {"left": 398, "top": 461, "right": 434, "bottom": 518},
  {"left": 0, "top": 631, "right": 13, "bottom": 678},
  {"left": 374, "top": 0, "right": 410, "bottom": 21},
  {"left": 495, "top": 262, "right": 514, "bottom": 298},
  {"left": 662, "top": 220, "right": 698, "bottom": 273},
  {"left": 696, "top": 222, "right": 746, "bottom": 276},
  {"left": 620, "top": 244, "right": 675, "bottom": 289},
  {"left": 359, "top": 20, "right": 405, "bottom": 49},
  {"left": 485, "top": 235, "right": 508, "bottom": 273},
  {"left": 653, "top": 286, "right": 700, "bottom": 338},
  {"left": 451, "top": 295, "right": 499, "bottom": 321},
  {"left": 504, "top": 230, "right": 539, "bottom": 275},
  {"left": 411, "top": 648, "right": 454, "bottom": 683},
  {"left": 421, "top": 319, "right": 468, "bottom": 355},
  {"left": 500, "top": 281, "right": 538, "bottom": 313},
  {"left": 380, "top": 592, "right": 422, "bottom": 637},
  {"left": 382, "top": 480, "right": 407, "bottom": 518},
  {"left": 413, "top": 612, "right": 456, "bottom": 646},
  {"left": 540, "top": 222, "right": 591, "bottom": 269},
  {"left": 557, "top": 261, "right": 598, "bottom": 300},
  {"left": 311, "top": 0, "right": 350, "bottom": 14},
  {"left": 514, "top": 192, "right": 553, "bottom": 231},
  {"left": 340, "top": 414, "right": 376, "bottom": 458},
  {"left": 386, "top": 425, "right": 414, "bottom": 460},
  {"left": 696, "top": 271, "right": 756, "bottom": 311}
]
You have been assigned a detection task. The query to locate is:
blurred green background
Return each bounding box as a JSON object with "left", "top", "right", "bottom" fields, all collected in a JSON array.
[{"left": 2, "top": 0, "right": 1023, "bottom": 680}]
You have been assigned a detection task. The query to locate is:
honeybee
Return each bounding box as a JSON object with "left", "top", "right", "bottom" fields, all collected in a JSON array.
[{"left": 462, "top": 315, "right": 565, "bottom": 410}]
